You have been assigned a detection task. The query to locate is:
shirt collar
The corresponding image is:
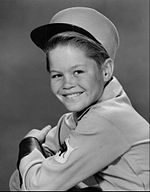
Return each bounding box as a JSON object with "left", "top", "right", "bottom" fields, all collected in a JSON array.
[{"left": 100, "top": 76, "right": 123, "bottom": 102}]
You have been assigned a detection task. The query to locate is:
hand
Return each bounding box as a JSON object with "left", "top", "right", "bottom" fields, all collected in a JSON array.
[{"left": 24, "top": 125, "right": 51, "bottom": 143}]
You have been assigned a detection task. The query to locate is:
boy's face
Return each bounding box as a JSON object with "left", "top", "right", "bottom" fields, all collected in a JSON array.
[{"left": 48, "top": 45, "right": 105, "bottom": 112}]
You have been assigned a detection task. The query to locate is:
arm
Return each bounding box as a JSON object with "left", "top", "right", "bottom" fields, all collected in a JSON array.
[
  {"left": 18, "top": 113, "right": 130, "bottom": 191},
  {"left": 9, "top": 125, "right": 57, "bottom": 191},
  {"left": 9, "top": 114, "right": 68, "bottom": 191}
]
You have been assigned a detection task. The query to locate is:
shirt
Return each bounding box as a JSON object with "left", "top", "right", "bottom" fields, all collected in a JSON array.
[{"left": 9, "top": 76, "right": 150, "bottom": 191}]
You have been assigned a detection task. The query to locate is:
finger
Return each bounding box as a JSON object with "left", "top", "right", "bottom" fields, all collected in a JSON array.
[{"left": 41, "top": 125, "right": 52, "bottom": 135}]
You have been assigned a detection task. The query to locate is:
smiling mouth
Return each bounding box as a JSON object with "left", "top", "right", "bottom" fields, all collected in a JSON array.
[{"left": 63, "top": 92, "right": 84, "bottom": 99}]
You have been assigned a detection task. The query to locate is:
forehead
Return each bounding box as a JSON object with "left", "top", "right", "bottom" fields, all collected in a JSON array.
[{"left": 48, "top": 44, "right": 98, "bottom": 71}]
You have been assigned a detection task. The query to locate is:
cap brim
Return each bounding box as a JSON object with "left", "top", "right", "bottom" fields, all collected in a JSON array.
[{"left": 30, "top": 23, "right": 101, "bottom": 51}]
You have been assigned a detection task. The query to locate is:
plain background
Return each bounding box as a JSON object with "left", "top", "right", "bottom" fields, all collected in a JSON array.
[{"left": 0, "top": 0, "right": 149, "bottom": 190}]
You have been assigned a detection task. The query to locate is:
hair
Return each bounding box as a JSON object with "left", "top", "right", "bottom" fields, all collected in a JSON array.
[{"left": 45, "top": 32, "right": 110, "bottom": 72}]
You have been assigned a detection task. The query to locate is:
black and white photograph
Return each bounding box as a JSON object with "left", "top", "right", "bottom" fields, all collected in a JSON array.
[{"left": 0, "top": 0, "right": 149, "bottom": 191}]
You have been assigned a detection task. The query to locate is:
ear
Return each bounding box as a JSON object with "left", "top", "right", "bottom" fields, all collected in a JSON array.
[{"left": 102, "top": 58, "right": 114, "bottom": 82}]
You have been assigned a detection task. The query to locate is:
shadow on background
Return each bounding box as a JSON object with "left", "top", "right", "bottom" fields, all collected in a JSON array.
[{"left": 0, "top": 0, "right": 149, "bottom": 190}]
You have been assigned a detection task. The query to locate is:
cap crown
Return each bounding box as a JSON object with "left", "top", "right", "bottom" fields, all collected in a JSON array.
[{"left": 50, "top": 7, "right": 119, "bottom": 60}]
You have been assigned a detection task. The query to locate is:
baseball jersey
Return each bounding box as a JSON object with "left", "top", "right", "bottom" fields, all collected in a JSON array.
[{"left": 9, "top": 76, "right": 150, "bottom": 191}]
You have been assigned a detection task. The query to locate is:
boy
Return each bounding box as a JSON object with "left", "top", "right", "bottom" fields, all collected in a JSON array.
[{"left": 9, "top": 7, "right": 149, "bottom": 191}]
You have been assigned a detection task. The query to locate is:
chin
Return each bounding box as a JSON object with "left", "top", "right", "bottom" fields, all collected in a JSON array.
[
  {"left": 64, "top": 103, "right": 88, "bottom": 113},
  {"left": 64, "top": 104, "right": 84, "bottom": 112}
]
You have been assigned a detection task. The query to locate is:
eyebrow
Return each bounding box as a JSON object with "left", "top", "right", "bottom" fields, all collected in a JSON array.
[
  {"left": 50, "top": 69, "right": 61, "bottom": 73},
  {"left": 50, "top": 64, "right": 86, "bottom": 73}
]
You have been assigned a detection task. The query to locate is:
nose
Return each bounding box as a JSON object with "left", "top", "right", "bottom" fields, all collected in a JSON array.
[{"left": 63, "top": 75, "right": 76, "bottom": 89}]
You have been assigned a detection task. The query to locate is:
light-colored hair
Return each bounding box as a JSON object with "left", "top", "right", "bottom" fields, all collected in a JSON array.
[{"left": 45, "top": 32, "right": 110, "bottom": 72}]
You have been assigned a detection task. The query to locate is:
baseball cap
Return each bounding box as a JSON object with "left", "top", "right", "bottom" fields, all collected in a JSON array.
[{"left": 30, "top": 7, "right": 119, "bottom": 60}]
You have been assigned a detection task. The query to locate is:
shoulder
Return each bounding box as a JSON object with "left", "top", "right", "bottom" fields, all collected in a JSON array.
[
  {"left": 76, "top": 99, "right": 130, "bottom": 138},
  {"left": 75, "top": 105, "right": 130, "bottom": 153},
  {"left": 76, "top": 105, "right": 119, "bottom": 134}
]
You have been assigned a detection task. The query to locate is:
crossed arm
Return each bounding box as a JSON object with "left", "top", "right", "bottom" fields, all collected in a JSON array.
[{"left": 10, "top": 115, "right": 129, "bottom": 191}]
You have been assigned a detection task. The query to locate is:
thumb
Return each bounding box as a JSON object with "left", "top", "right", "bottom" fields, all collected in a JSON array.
[{"left": 41, "top": 125, "right": 52, "bottom": 136}]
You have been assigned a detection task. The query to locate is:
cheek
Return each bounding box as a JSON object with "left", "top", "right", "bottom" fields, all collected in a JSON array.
[
  {"left": 50, "top": 80, "right": 57, "bottom": 94},
  {"left": 50, "top": 80, "right": 64, "bottom": 96},
  {"left": 89, "top": 76, "right": 104, "bottom": 94},
  {"left": 88, "top": 75, "right": 100, "bottom": 87}
]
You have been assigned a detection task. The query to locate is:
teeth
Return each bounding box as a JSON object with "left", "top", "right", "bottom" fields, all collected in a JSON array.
[{"left": 66, "top": 93, "right": 81, "bottom": 98}]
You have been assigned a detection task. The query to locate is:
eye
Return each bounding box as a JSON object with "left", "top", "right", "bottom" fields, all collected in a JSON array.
[
  {"left": 51, "top": 73, "right": 63, "bottom": 79},
  {"left": 74, "top": 70, "right": 84, "bottom": 76}
]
